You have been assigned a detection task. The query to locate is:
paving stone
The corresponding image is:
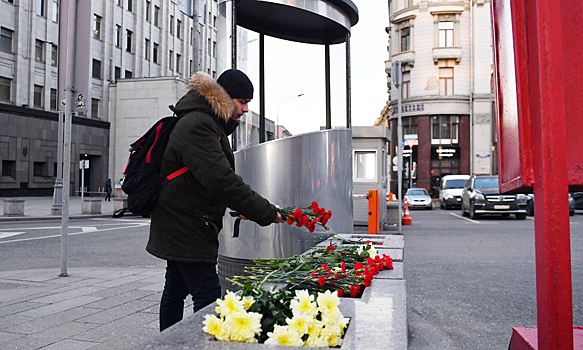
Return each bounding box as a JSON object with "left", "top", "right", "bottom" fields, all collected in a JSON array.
[
  {"left": 0, "top": 330, "right": 26, "bottom": 344},
  {"left": 9, "top": 306, "right": 100, "bottom": 334},
  {"left": 0, "top": 314, "right": 35, "bottom": 331},
  {"left": 0, "top": 301, "right": 45, "bottom": 317},
  {"left": 2, "top": 320, "right": 98, "bottom": 349},
  {"left": 86, "top": 290, "right": 157, "bottom": 310},
  {"left": 375, "top": 262, "right": 404, "bottom": 280},
  {"left": 87, "top": 329, "right": 156, "bottom": 350},
  {"left": 92, "top": 274, "right": 153, "bottom": 288},
  {"left": 30, "top": 286, "right": 106, "bottom": 304},
  {"left": 73, "top": 312, "right": 159, "bottom": 342},
  {"left": 18, "top": 295, "right": 103, "bottom": 317},
  {"left": 34, "top": 338, "right": 97, "bottom": 350},
  {"left": 374, "top": 247, "right": 403, "bottom": 262},
  {"left": 77, "top": 299, "right": 156, "bottom": 324},
  {"left": 0, "top": 287, "right": 48, "bottom": 303},
  {"left": 91, "top": 281, "right": 154, "bottom": 298}
]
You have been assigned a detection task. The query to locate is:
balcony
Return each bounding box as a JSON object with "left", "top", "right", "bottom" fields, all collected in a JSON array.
[
  {"left": 433, "top": 47, "right": 462, "bottom": 63},
  {"left": 392, "top": 50, "right": 415, "bottom": 67}
]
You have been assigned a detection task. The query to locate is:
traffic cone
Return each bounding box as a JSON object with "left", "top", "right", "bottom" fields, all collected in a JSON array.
[{"left": 402, "top": 198, "right": 413, "bottom": 226}]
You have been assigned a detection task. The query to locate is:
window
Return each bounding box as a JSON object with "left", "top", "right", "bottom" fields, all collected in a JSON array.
[
  {"left": 145, "top": 38, "right": 150, "bottom": 60},
  {"left": 431, "top": 115, "right": 459, "bottom": 144},
  {"left": 92, "top": 59, "right": 101, "bottom": 79},
  {"left": 127, "top": 0, "right": 132, "bottom": 12},
  {"left": 177, "top": 20, "right": 182, "bottom": 39},
  {"left": 212, "top": 41, "right": 216, "bottom": 58},
  {"left": 438, "top": 22, "right": 454, "bottom": 47},
  {"left": 213, "top": 16, "right": 217, "bottom": 27},
  {"left": 52, "top": 0, "right": 58, "bottom": 22},
  {"left": 50, "top": 88, "right": 57, "bottom": 110},
  {"left": 145, "top": 0, "right": 150, "bottom": 21},
  {"left": 400, "top": 27, "right": 410, "bottom": 52},
  {"left": 125, "top": 70, "right": 132, "bottom": 78},
  {"left": 115, "top": 66, "right": 121, "bottom": 80},
  {"left": 34, "top": 162, "right": 46, "bottom": 176},
  {"left": 153, "top": 42, "right": 159, "bottom": 63},
  {"left": 154, "top": 6, "right": 160, "bottom": 26},
  {"left": 176, "top": 53, "right": 181, "bottom": 73},
  {"left": 93, "top": 14, "right": 101, "bottom": 40},
  {"left": 35, "top": 39, "right": 44, "bottom": 62},
  {"left": 126, "top": 30, "right": 133, "bottom": 52},
  {"left": 2, "top": 160, "right": 15, "bottom": 177},
  {"left": 207, "top": 38, "right": 211, "bottom": 54},
  {"left": 354, "top": 151, "right": 377, "bottom": 181},
  {"left": 51, "top": 44, "right": 58, "bottom": 67},
  {"left": 34, "top": 85, "right": 43, "bottom": 107},
  {"left": 169, "top": 50, "right": 173, "bottom": 70},
  {"left": 0, "top": 77, "right": 11, "bottom": 101},
  {"left": 116, "top": 0, "right": 121, "bottom": 7},
  {"left": 170, "top": 15, "right": 174, "bottom": 35},
  {"left": 36, "top": 0, "right": 45, "bottom": 16},
  {"left": 115, "top": 25, "right": 121, "bottom": 48},
  {"left": 402, "top": 72, "right": 410, "bottom": 99},
  {"left": 190, "top": 27, "right": 194, "bottom": 45},
  {"left": 189, "top": 59, "right": 193, "bottom": 75},
  {"left": 91, "top": 98, "right": 99, "bottom": 118},
  {"left": 0, "top": 27, "right": 13, "bottom": 53},
  {"left": 439, "top": 67, "right": 453, "bottom": 96},
  {"left": 403, "top": 117, "right": 418, "bottom": 135}
]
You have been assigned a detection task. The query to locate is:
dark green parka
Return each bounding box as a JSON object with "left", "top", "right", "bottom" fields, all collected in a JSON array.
[{"left": 146, "top": 72, "right": 278, "bottom": 264}]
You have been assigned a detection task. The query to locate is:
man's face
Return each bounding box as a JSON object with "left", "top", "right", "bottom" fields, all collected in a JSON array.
[{"left": 232, "top": 98, "right": 250, "bottom": 120}]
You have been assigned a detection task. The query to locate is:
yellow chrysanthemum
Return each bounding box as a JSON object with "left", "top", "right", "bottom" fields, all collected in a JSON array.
[
  {"left": 368, "top": 245, "right": 378, "bottom": 259},
  {"left": 242, "top": 296, "right": 255, "bottom": 310},
  {"left": 215, "top": 290, "right": 245, "bottom": 318},
  {"left": 320, "top": 324, "right": 343, "bottom": 347},
  {"left": 306, "top": 334, "right": 329, "bottom": 347},
  {"left": 316, "top": 290, "right": 340, "bottom": 316},
  {"left": 306, "top": 319, "right": 323, "bottom": 339},
  {"left": 264, "top": 325, "right": 304, "bottom": 346},
  {"left": 202, "top": 314, "right": 228, "bottom": 341},
  {"left": 223, "top": 311, "right": 262, "bottom": 343},
  {"left": 286, "top": 313, "right": 313, "bottom": 335},
  {"left": 290, "top": 289, "right": 317, "bottom": 317}
]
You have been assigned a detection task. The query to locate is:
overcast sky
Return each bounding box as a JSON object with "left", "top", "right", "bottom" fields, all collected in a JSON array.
[{"left": 243, "top": 1, "right": 389, "bottom": 136}]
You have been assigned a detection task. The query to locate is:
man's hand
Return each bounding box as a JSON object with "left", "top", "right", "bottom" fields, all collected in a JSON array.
[{"left": 273, "top": 212, "right": 285, "bottom": 223}]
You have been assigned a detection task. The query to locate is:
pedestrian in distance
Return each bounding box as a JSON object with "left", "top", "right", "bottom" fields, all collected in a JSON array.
[
  {"left": 146, "top": 69, "right": 284, "bottom": 331},
  {"left": 105, "top": 179, "right": 112, "bottom": 201}
]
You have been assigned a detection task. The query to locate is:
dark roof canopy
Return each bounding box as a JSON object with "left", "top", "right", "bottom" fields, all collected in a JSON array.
[{"left": 236, "top": 0, "right": 359, "bottom": 45}]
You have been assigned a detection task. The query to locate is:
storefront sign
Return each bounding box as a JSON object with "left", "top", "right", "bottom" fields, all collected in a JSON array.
[{"left": 431, "top": 146, "right": 460, "bottom": 160}]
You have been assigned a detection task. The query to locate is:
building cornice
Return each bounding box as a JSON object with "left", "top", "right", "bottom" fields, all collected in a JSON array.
[{"left": 0, "top": 103, "right": 110, "bottom": 129}]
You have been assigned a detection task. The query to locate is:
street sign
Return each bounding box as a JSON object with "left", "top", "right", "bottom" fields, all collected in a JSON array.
[{"left": 79, "top": 160, "right": 89, "bottom": 169}]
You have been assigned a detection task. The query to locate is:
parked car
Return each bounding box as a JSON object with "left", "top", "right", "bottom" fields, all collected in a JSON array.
[
  {"left": 439, "top": 175, "right": 471, "bottom": 209},
  {"left": 460, "top": 176, "right": 528, "bottom": 220},
  {"left": 405, "top": 188, "right": 433, "bottom": 210},
  {"left": 526, "top": 193, "right": 575, "bottom": 216},
  {"left": 572, "top": 192, "right": 583, "bottom": 210}
]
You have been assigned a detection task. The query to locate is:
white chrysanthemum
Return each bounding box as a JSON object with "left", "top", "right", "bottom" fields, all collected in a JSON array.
[
  {"left": 223, "top": 311, "right": 262, "bottom": 343},
  {"left": 202, "top": 314, "right": 228, "bottom": 341},
  {"left": 215, "top": 290, "right": 245, "bottom": 318},
  {"left": 242, "top": 296, "right": 255, "bottom": 310},
  {"left": 316, "top": 290, "right": 340, "bottom": 316},
  {"left": 286, "top": 313, "right": 313, "bottom": 335},
  {"left": 368, "top": 245, "right": 378, "bottom": 259},
  {"left": 306, "top": 319, "right": 323, "bottom": 339},
  {"left": 332, "top": 266, "right": 342, "bottom": 273},
  {"left": 264, "top": 325, "right": 304, "bottom": 346},
  {"left": 356, "top": 245, "right": 364, "bottom": 255},
  {"left": 290, "top": 290, "right": 318, "bottom": 317}
]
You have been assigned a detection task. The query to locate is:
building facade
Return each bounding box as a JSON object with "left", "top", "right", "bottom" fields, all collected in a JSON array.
[
  {"left": 377, "top": 0, "right": 495, "bottom": 196},
  {"left": 0, "top": 0, "right": 220, "bottom": 196}
]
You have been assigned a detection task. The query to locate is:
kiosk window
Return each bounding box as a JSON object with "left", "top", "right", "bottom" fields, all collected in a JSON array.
[{"left": 354, "top": 151, "right": 376, "bottom": 181}]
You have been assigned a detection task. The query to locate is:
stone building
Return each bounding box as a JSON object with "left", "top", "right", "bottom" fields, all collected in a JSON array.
[
  {"left": 377, "top": 0, "right": 496, "bottom": 196},
  {"left": 0, "top": 0, "right": 221, "bottom": 196}
]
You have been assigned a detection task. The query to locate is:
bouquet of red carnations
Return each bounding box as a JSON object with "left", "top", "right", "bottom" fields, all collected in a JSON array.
[{"left": 230, "top": 201, "right": 332, "bottom": 233}]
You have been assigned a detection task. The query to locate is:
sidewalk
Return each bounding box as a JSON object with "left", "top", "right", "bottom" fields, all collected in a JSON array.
[{"left": 0, "top": 197, "right": 408, "bottom": 349}]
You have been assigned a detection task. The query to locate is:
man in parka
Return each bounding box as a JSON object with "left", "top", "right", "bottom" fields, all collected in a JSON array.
[{"left": 147, "top": 69, "right": 283, "bottom": 331}]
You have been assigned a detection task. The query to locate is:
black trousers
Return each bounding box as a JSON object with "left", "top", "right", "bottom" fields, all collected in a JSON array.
[{"left": 159, "top": 260, "right": 221, "bottom": 331}]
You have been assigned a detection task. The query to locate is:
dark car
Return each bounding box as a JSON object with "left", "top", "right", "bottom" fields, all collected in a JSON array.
[
  {"left": 572, "top": 192, "right": 583, "bottom": 210},
  {"left": 460, "top": 176, "right": 528, "bottom": 220},
  {"left": 526, "top": 193, "right": 575, "bottom": 216}
]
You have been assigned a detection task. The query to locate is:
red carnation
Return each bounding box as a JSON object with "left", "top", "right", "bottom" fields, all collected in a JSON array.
[
  {"left": 337, "top": 289, "right": 345, "bottom": 297},
  {"left": 325, "top": 245, "right": 336, "bottom": 252},
  {"left": 318, "top": 276, "right": 326, "bottom": 286},
  {"left": 293, "top": 208, "right": 303, "bottom": 219},
  {"left": 322, "top": 264, "right": 330, "bottom": 272}
]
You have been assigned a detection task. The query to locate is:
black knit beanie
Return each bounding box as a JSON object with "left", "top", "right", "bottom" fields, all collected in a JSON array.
[{"left": 217, "top": 69, "right": 254, "bottom": 99}]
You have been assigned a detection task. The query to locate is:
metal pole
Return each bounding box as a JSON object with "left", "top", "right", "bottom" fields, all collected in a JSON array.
[
  {"left": 59, "top": 0, "right": 76, "bottom": 278},
  {"left": 346, "top": 32, "right": 351, "bottom": 128},
  {"left": 325, "top": 43, "right": 331, "bottom": 129},
  {"left": 51, "top": 111, "right": 63, "bottom": 215},
  {"left": 80, "top": 161, "right": 84, "bottom": 209},
  {"left": 259, "top": 33, "right": 265, "bottom": 143},
  {"left": 393, "top": 61, "right": 403, "bottom": 234}
]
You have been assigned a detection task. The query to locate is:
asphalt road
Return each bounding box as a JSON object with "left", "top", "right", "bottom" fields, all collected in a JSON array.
[
  {"left": 405, "top": 206, "right": 583, "bottom": 349},
  {"left": 0, "top": 217, "right": 164, "bottom": 271}
]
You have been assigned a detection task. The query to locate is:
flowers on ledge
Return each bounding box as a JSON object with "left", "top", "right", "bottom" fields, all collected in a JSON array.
[{"left": 203, "top": 287, "right": 348, "bottom": 347}]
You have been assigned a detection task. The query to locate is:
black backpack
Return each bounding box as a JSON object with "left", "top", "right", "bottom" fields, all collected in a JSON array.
[{"left": 113, "top": 106, "right": 218, "bottom": 218}]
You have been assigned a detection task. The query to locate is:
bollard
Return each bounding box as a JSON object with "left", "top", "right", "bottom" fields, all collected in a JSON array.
[
  {"left": 368, "top": 190, "right": 379, "bottom": 234},
  {"left": 402, "top": 198, "right": 412, "bottom": 226}
]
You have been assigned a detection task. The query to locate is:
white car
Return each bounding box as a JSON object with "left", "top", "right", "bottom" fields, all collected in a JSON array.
[
  {"left": 439, "top": 175, "right": 470, "bottom": 209},
  {"left": 405, "top": 188, "right": 433, "bottom": 210}
]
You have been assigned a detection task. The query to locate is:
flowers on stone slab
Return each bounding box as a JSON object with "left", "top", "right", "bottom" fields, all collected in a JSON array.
[{"left": 203, "top": 285, "right": 348, "bottom": 347}]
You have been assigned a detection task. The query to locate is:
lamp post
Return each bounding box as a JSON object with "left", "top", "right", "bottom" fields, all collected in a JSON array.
[{"left": 276, "top": 94, "right": 304, "bottom": 139}]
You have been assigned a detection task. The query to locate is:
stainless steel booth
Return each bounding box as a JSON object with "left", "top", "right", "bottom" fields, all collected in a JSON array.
[{"left": 214, "top": 0, "right": 359, "bottom": 289}]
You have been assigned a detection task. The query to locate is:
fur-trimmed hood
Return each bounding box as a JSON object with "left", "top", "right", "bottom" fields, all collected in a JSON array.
[{"left": 182, "top": 72, "right": 234, "bottom": 121}]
